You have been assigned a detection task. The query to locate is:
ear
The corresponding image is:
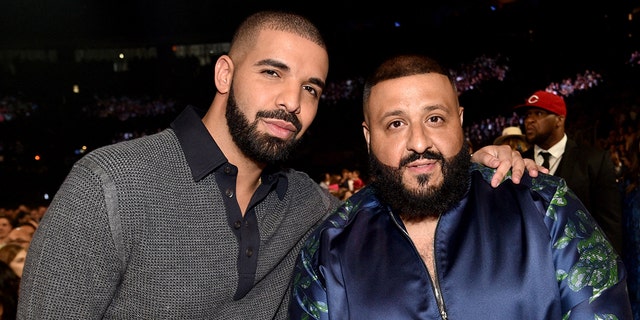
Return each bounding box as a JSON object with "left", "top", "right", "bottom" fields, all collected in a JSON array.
[
  {"left": 458, "top": 106, "right": 464, "bottom": 126},
  {"left": 214, "top": 55, "right": 233, "bottom": 94},
  {"left": 362, "top": 121, "right": 371, "bottom": 153}
]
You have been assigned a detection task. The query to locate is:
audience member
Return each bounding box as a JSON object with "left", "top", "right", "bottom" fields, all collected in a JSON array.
[
  {"left": 28, "top": 205, "right": 47, "bottom": 224},
  {"left": 515, "top": 90, "right": 624, "bottom": 254},
  {"left": 0, "top": 243, "right": 27, "bottom": 278},
  {"left": 10, "top": 207, "right": 38, "bottom": 230},
  {"left": 17, "top": 11, "right": 538, "bottom": 319},
  {"left": 0, "top": 261, "right": 20, "bottom": 320},
  {"left": 350, "top": 169, "right": 364, "bottom": 191},
  {"left": 6, "top": 224, "right": 35, "bottom": 250},
  {"left": 289, "top": 54, "right": 631, "bottom": 319},
  {"left": 0, "top": 214, "right": 12, "bottom": 247},
  {"left": 318, "top": 172, "right": 331, "bottom": 190},
  {"left": 493, "top": 126, "right": 529, "bottom": 154}
]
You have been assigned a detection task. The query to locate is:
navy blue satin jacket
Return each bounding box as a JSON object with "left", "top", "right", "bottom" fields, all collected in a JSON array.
[{"left": 289, "top": 165, "right": 632, "bottom": 319}]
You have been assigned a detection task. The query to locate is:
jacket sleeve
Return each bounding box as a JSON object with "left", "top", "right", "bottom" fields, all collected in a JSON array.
[
  {"left": 542, "top": 176, "right": 632, "bottom": 319},
  {"left": 18, "top": 158, "right": 123, "bottom": 319},
  {"left": 289, "top": 220, "right": 331, "bottom": 320}
]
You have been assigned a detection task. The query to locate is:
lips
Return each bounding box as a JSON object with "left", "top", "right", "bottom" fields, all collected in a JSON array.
[
  {"left": 262, "top": 118, "right": 298, "bottom": 139},
  {"left": 406, "top": 159, "right": 438, "bottom": 174}
]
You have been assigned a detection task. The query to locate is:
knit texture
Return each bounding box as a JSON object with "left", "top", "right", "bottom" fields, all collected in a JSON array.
[{"left": 18, "top": 129, "right": 342, "bottom": 319}]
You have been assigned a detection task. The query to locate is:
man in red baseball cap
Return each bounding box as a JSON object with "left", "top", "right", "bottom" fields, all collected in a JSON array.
[
  {"left": 515, "top": 90, "right": 623, "bottom": 254},
  {"left": 515, "top": 90, "right": 567, "bottom": 116}
]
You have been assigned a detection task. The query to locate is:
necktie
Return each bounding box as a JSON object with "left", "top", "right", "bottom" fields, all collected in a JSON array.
[{"left": 539, "top": 151, "right": 551, "bottom": 169}]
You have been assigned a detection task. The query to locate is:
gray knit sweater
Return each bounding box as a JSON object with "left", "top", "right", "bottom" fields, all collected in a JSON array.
[{"left": 18, "top": 128, "right": 341, "bottom": 319}]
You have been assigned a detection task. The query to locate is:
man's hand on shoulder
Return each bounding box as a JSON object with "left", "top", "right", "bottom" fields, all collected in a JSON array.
[{"left": 472, "top": 145, "right": 548, "bottom": 188}]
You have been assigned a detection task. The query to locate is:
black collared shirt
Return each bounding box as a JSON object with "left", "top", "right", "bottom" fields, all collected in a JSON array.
[{"left": 171, "top": 105, "right": 287, "bottom": 299}]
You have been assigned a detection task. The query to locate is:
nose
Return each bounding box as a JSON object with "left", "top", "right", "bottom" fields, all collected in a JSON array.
[
  {"left": 406, "top": 124, "right": 431, "bottom": 154},
  {"left": 524, "top": 114, "right": 536, "bottom": 125},
  {"left": 277, "top": 83, "right": 302, "bottom": 114}
]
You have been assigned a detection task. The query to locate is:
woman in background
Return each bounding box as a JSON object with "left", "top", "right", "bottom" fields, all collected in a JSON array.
[{"left": 0, "top": 243, "right": 27, "bottom": 278}]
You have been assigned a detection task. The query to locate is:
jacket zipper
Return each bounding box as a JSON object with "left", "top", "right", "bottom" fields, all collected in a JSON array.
[{"left": 389, "top": 212, "right": 448, "bottom": 319}]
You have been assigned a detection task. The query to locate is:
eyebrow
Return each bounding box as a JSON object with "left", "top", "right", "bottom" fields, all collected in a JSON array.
[
  {"left": 381, "top": 104, "right": 447, "bottom": 118},
  {"left": 255, "top": 58, "right": 325, "bottom": 90}
]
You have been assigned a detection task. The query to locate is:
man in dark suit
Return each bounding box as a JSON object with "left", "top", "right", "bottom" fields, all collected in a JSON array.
[{"left": 515, "top": 90, "right": 623, "bottom": 254}]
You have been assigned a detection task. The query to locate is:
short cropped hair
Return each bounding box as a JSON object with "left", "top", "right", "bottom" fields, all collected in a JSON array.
[
  {"left": 363, "top": 54, "right": 458, "bottom": 111},
  {"left": 228, "top": 10, "right": 326, "bottom": 59}
]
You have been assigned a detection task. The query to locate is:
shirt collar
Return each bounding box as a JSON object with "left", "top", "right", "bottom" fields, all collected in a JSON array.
[
  {"left": 171, "top": 105, "right": 287, "bottom": 199},
  {"left": 534, "top": 133, "right": 567, "bottom": 159},
  {"left": 171, "top": 105, "right": 226, "bottom": 181}
]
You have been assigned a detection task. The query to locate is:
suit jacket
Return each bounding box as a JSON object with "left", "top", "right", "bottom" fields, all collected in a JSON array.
[{"left": 523, "top": 138, "right": 623, "bottom": 254}]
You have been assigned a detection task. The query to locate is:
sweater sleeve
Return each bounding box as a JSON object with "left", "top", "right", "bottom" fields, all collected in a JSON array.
[{"left": 18, "top": 157, "right": 123, "bottom": 319}]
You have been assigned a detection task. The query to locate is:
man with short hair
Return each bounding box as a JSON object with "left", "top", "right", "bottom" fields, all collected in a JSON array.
[
  {"left": 515, "top": 90, "right": 623, "bottom": 254},
  {"left": 289, "top": 54, "right": 631, "bottom": 319}
]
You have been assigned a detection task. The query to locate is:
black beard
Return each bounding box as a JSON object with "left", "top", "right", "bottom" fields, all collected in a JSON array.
[
  {"left": 527, "top": 126, "right": 553, "bottom": 146},
  {"left": 225, "top": 87, "right": 303, "bottom": 165},
  {"left": 369, "top": 143, "right": 471, "bottom": 221}
]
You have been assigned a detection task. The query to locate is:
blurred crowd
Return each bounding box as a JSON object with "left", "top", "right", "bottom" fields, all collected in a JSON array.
[{"left": 0, "top": 204, "right": 43, "bottom": 319}]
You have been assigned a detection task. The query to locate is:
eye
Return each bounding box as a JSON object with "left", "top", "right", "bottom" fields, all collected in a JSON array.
[
  {"left": 303, "top": 85, "right": 319, "bottom": 98},
  {"left": 388, "top": 120, "right": 404, "bottom": 129},
  {"left": 262, "top": 69, "right": 280, "bottom": 78},
  {"left": 426, "top": 116, "right": 444, "bottom": 125}
]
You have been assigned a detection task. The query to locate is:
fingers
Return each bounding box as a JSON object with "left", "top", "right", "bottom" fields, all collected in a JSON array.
[
  {"left": 472, "top": 145, "right": 534, "bottom": 187},
  {"left": 509, "top": 150, "right": 525, "bottom": 185},
  {"left": 491, "top": 157, "right": 511, "bottom": 188},
  {"left": 524, "top": 158, "right": 548, "bottom": 177},
  {"left": 471, "top": 145, "right": 513, "bottom": 188},
  {"left": 471, "top": 145, "right": 507, "bottom": 169}
]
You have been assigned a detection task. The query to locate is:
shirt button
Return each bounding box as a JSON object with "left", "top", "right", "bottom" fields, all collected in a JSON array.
[
  {"left": 233, "top": 220, "right": 242, "bottom": 229},
  {"left": 224, "top": 166, "right": 232, "bottom": 174},
  {"left": 245, "top": 247, "right": 253, "bottom": 257},
  {"left": 225, "top": 189, "right": 234, "bottom": 198}
]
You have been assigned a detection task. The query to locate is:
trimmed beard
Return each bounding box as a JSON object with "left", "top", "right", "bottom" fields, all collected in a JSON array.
[
  {"left": 226, "top": 87, "right": 303, "bottom": 165},
  {"left": 369, "top": 143, "right": 471, "bottom": 221}
]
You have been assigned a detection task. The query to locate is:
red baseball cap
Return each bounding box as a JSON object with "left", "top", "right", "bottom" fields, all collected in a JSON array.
[{"left": 514, "top": 90, "right": 567, "bottom": 116}]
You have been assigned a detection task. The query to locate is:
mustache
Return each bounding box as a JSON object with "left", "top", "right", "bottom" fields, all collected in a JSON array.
[
  {"left": 399, "top": 150, "right": 444, "bottom": 167},
  {"left": 255, "top": 109, "right": 302, "bottom": 132}
]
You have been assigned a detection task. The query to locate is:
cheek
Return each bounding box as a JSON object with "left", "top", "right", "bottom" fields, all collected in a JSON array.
[
  {"left": 437, "top": 136, "right": 464, "bottom": 158},
  {"left": 371, "top": 136, "right": 403, "bottom": 166}
]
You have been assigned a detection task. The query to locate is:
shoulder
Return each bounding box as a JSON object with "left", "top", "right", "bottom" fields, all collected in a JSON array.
[
  {"left": 471, "top": 163, "right": 569, "bottom": 204},
  {"left": 283, "top": 169, "right": 330, "bottom": 196},
  {"left": 282, "top": 168, "right": 344, "bottom": 211},
  {"left": 80, "top": 129, "right": 179, "bottom": 165},
  {"left": 88, "top": 129, "right": 177, "bottom": 157},
  {"left": 70, "top": 129, "right": 182, "bottom": 182},
  {"left": 565, "top": 138, "right": 607, "bottom": 158},
  {"left": 313, "top": 186, "right": 378, "bottom": 231},
  {"left": 282, "top": 168, "right": 316, "bottom": 186}
]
